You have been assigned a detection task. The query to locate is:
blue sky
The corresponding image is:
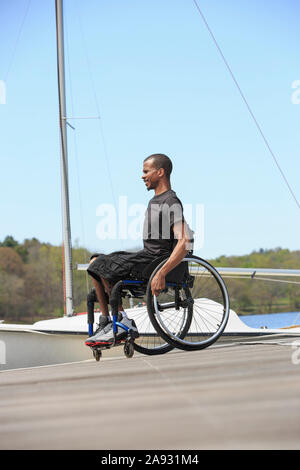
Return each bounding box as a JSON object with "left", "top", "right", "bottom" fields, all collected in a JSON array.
[{"left": 0, "top": 0, "right": 299, "bottom": 259}]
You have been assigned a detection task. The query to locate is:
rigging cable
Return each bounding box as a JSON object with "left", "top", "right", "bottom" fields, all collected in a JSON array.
[
  {"left": 4, "top": 0, "right": 31, "bottom": 82},
  {"left": 192, "top": 0, "right": 300, "bottom": 211}
]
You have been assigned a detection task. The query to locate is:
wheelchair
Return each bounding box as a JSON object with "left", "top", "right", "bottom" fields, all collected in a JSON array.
[{"left": 86, "top": 254, "right": 230, "bottom": 360}]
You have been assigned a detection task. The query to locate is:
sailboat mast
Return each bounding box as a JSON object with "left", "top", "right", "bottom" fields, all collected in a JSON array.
[{"left": 55, "top": 0, "right": 74, "bottom": 317}]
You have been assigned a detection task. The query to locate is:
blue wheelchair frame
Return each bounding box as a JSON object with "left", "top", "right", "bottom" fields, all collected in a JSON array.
[
  {"left": 86, "top": 254, "right": 192, "bottom": 360},
  {"left": 87, "top": 278, "right": 146, "bottom": 340},
  {"left": 87, "top": 277, "right": 183, "bottom": 340}
]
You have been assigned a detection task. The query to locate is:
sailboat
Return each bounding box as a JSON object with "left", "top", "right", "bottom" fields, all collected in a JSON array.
[
  {"left": 0, "top": 0, "right": 93, "bottom": 370},
  {"left": 1, "top": 1, "right": 300, "bottom": 371}
]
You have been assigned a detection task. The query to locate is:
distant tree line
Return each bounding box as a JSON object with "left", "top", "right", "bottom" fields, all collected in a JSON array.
[
  {"left": 0, "top": 236, "right": 299, "bottom": 323},
  {"left": 0, "top": 236, "right": 91, "bottom": 323},
  {"left": 211, "top": 248, "right": 300, "bottom": 316}
]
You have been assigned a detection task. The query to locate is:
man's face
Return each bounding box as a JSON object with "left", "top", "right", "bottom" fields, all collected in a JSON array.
[{"left": 142, "top": 159, "right": 162, "bottom": 191}]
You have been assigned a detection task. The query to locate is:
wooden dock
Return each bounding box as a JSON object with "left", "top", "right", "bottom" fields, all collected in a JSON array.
[{"left": 1, "top": 339, "right": 300, "bottom": 450}]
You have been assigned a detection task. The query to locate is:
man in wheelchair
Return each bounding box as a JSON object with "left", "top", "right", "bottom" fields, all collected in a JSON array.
[{"left": 86, "top": 153, "right": 193, "bottom": 346}]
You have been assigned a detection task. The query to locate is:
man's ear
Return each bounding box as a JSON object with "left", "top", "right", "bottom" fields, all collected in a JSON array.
[{"left": 158, "top": 167, "right": 165, "bottom": 178}]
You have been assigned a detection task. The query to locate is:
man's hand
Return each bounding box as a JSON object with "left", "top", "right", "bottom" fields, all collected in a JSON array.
[{"left": 151, "top": 270, "right": 166, "bottom": 296}]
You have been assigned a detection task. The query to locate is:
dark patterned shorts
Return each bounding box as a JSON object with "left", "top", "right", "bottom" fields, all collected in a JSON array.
[{"left": 87, "top": 250, "right": 159, "bottom": 284}]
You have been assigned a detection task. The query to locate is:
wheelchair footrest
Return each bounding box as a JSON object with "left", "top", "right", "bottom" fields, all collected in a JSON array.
[
  {"left": 86, "top": 338, "right": 124, "bottom": 349},
  {"left": 88, "top": 337, "right": 136, "bottom": 361}
]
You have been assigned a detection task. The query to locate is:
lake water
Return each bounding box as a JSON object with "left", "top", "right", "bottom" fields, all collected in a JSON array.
[{"left": 241, "top": 311, "right": 300, "bottom": 329}]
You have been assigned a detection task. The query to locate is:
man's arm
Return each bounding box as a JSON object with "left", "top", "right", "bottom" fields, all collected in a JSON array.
[{"left": 150, "top": 220, "right": 193, "bottom": 296}]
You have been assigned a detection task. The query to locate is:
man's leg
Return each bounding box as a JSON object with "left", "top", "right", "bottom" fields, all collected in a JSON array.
[
  {"left": 100, "top": 277, "right": 124, "bottom": 313},
  {"left": 85, "top": 255, "right": 138, "bottom": 345},
  {"left": 89, "top": 257, "right": 110, "bottom": 316},
  {"left": 91, "top": 277, "right": 109, "bottom": 316}
]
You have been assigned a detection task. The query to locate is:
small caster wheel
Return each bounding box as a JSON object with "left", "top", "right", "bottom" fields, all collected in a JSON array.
[
  {"left": 124, "top": 341, "right": 134, "bottom": 358},
  {"left": 93, "top": 349, "right": 102, "bottom": 362}
]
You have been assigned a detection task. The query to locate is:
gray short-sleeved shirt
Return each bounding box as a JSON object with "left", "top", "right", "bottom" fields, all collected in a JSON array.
[{"left": 143, "top": 189, "right": 192, "bottom": 256}]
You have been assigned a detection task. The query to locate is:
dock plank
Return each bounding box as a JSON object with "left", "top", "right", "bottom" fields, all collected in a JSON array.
[{"left": 0, "top": 342, "right": 300, "bottom": 450}]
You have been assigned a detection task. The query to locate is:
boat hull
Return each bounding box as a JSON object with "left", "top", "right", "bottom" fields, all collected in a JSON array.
[
  {"left": 0, "top": 327, "right": 90, "bottom": 371},
  {"left": 1, "top": 304, "right": 300, "bottom": 371}
]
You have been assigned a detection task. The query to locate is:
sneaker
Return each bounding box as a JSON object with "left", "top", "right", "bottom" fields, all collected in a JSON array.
[
  {"left": 118, "top": 312, "right": 139, "bottom": 339},
  {"left": 85, "top": 313, "right": 124, "bottom": 346},
  {"left": 85, "top": 322, "right": 115, "bottom": 346},
  {"left": 94, "top": 315, "right": 111, "bottom": 334},
  {"left": 85, "top": 315, "right": 112, "bottom": 346},
  {"left": 85, "top": 312, "right": 139, "bottom": 346}
]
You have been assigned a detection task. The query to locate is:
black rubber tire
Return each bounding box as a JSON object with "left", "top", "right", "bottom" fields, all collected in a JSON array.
[
  {"left": 93, "top": 349, "right": 102, "bottom": 361},
  {"left": 124, "top": 341, "right": 135, "bottom": 358},
  {"left": 133, "top": 340, "right": 173, "bottom": 356}
]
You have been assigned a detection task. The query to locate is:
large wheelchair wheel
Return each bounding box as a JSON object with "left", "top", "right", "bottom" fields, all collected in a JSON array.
[
  {"left": 146, "top": 255, "right": 230, "bottom": 351},
  {"left": 132, "top": 288, "right": 193, "bottom": 356}
]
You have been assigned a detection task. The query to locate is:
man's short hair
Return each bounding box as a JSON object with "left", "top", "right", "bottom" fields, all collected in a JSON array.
[{"left": 144, "top": 153, "right": 173, "bottom": 179}]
